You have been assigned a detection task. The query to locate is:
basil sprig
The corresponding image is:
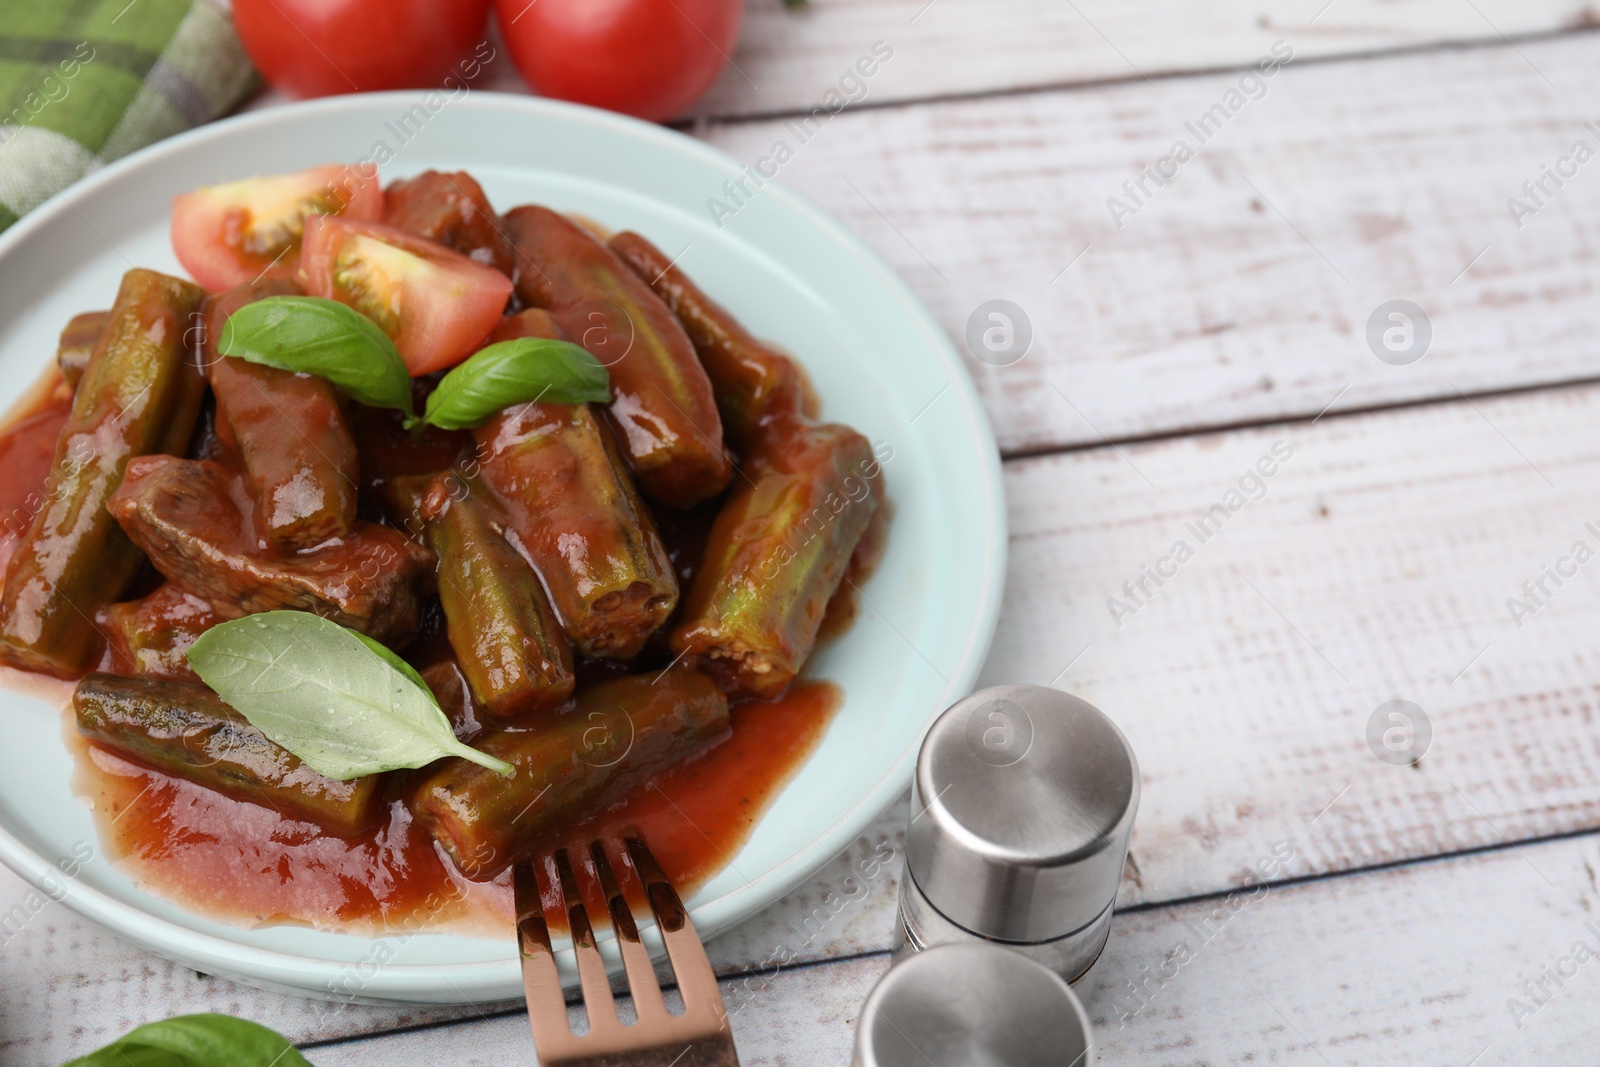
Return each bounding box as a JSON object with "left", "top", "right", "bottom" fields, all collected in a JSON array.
[
  {"left": 64, "top": 1013, "right": 311, "bottom": 1067},
  {"left": 413, "top": 337, "right": 611, "bottom": 430},
  {"left": 187, "top": 611, "right": 513, "bottom": 780},
  {"left": 219, "top": 295, "right": 413, "bottom": 413}
]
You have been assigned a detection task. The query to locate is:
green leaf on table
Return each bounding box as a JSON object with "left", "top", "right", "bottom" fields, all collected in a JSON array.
[
  {"left": 186, "top": 610, "right": 513, "bottom": 780},
  {"left": 414, "top": 337, "right": 610, "bottom": 430},
  {"left": 219, "top": 295, "right": 413, "bottom": 413},
  {"left": 62, "top": 1013, "right": 312, "bottom": 1067}
]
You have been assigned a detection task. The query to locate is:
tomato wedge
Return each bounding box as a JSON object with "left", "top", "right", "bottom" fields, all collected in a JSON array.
[
  {"left": 171, "top": 164, "right": 381, "bottom": 292},
  {"left": 299, "top": 216, "right": 513, "bottom": 376}
]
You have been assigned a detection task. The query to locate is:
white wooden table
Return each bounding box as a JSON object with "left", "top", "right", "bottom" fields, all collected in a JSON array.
[{"left": 8, "top": 1, "right": 1600, "bottom": 1062}]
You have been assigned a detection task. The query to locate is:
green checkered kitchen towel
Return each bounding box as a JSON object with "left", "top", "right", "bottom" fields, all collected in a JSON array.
[{"left": 0, "top": 0, "right": 256, "bottom": 233}]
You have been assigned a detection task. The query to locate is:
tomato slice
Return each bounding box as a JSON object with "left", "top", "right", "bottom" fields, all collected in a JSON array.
[
  {"left": 171, "top": 164, "right": 381, "bottom": 292},
  {"left": 299, "top": 216, "right": 513, "bottom": 376}
]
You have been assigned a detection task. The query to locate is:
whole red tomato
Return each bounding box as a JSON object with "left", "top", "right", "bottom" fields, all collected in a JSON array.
[
  {"left": 235, "top": 0, "right": 493, "bottom": 99},
  {"left": 495, "top": 0, "right": 742, "bottom": 122}
]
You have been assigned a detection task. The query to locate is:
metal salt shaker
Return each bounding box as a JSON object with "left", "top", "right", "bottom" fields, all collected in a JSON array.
[
  {"left": 894, "top": 684, "right": 1140, "bottom": 984},
  {"left": 854, "top": 942, "right": 1095, "bottom": 1067}
]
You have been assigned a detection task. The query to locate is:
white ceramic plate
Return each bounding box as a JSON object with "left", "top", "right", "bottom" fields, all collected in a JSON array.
[{"left": 0, "top": 92, "right": 1004, "bottom": 1004}]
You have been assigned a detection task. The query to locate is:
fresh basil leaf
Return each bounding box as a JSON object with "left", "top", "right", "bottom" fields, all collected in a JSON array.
[
  {"left": 186, "top": 611, "right": 512, "bottom": 780},
  {"left": 68, "top": 1048, "right": 171, "bottom": 1067},
  {"left": 352, "top": 629, "right": 434, "bottom": 697},
  {"left": 63, "top": 1013, "right": 312, "bottom": 1067},
  {"left": 219, "top": 295, "right": 413, "bottom": 414},
  {"left": 418, "top": 338, "right": 610, "bottom": 430}
]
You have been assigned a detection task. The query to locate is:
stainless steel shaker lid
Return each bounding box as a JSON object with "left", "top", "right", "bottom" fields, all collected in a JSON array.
[
  {"left": 853, "top": 942, "right": 1095, "bottom": 1067},
  {"left": 906, "top": 685, "right": 1139, "bottom": 943}
]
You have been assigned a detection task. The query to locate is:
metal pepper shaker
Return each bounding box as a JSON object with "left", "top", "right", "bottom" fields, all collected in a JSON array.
[
  {"left": 894, "top": 684, "right": 1140, "bottom": 983},
  {"left": 854, "top": 942, "right": 1095, "bottom": 1067}
]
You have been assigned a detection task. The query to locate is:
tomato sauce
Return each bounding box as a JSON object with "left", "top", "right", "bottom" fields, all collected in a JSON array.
[
  {"left": 533, "top": 680, "right": 840, "bottom": 929},
  {"left": 0, "top": 369, "right": 73, "bottom": 558},
  {"left": 68, "top": 681, "right": 838, "bottom": 934}
]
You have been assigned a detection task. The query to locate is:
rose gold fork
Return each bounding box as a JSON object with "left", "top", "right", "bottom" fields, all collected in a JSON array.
[{"left": 514, "top": 835, "right": 742, "bottom": 1066}]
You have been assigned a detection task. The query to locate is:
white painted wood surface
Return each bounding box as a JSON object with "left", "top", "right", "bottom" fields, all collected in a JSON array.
[
  {"left": 701, "top": 30, "right": 1600, "bottom": 455},
  {"left": 695, "top": 0, "right": 1600, "bottom": 120},
  {"left": 986, "top": 383, "right": 1600, "bottom": 905},
  {"left": 11, "top": 5, "right": 1600, "bottom": 1066}
]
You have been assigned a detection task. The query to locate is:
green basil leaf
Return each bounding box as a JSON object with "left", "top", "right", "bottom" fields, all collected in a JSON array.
[
  {"left": 352, "top": 628, "right": 434, "bottom": 697},
  {"left": 63, "top": 1013, "right": 312, "bottom": 1067},
  {"left": 419, "top": 338, "right": 610, "bottom": 430},
  {"left": 67, "top": 1049, "right": 171, "bottom": 1067},
  {"left": 186, "top": 611, "right": 512, "bottom": 780},
  {"left": 218, "top": 295, "right": 413, "bottom": 413}
]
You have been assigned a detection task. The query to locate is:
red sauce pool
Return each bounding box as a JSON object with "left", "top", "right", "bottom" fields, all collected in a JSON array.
[
  {"left": 0, "top": 365, "right": 849, "bottom": 935},
  {"left": 69, "top": 682, "right": 839, "bottom": 934},
  {"left": 0, "top": 369, "right": 73, "bottom": 556}
]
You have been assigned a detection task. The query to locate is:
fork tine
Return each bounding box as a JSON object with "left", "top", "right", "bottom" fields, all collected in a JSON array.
[
  {"left": 517, "top": 843, "right": 739, "bottom": 1066},
  {"left": 513, "top": 860, "right": 571, "bottom": 1045},
  {"left": 555, "top": 847, "right": 622, "bottom": 1035},
  {"left": 591, "top": 840, "right": 671, "bottom": 1023},
  {"left": 625, "top": 835, "right": 729, "bottom": 1028}
]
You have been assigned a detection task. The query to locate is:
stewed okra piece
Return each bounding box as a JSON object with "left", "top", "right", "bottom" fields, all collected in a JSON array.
[
  {"left": 74, "top": 672, "right": 385, "bottom": 835},
  {"left": 671, "top": 416, "right": 882, "bottom": 699},
  {"left": 56, "top": 310, "right": 108, "bottom": 389},
  {"left": 386, "top": 471, "right": 574, "bottom": 721},
  {"left": 501, "top": 205, "right": 731, "bottom": 507},
  {"left": 0, "top": 269, "right": 207, "bottom": 678},
  {"left": 409, "top": 668, "right": 731, "bottom": 879},
  {"left": 103, "top": 583, "right": 222, "bottom": 683},
  {"left": 204, "top": 278, "right": 361, "bottom": 551},
  {"left": 382, "top": 170, "right": 513, "bottom": 276},
  {"left": 472, "top": 310, "right": 678, "bottom": 660},
  {"left": 609, "top": 231, "right": 809, "bottom": 448}
]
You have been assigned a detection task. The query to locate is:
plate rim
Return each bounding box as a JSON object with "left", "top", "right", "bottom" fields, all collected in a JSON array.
[{"left": 0, "top": 90, "right": 1007, "bottom": 1003}]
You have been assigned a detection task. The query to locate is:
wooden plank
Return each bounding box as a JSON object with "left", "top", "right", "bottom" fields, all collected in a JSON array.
[
  {"left": 1086, "top": 832, "right": 1600, "bottom": 1064},
  {"left": 694, "top": 0, "right": 1600, "bottom": 118},
  {"left": 308, "top": 831, "right": 1600, "bottom": 1065},
  {"left": 700, "top": 32, "right": 1600, "bottom": 453},
  {"left": 980, "top": 381, "right": 1600, "bottom": 907}
]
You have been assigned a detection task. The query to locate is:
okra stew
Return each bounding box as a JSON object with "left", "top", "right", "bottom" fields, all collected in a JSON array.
[{"left": 0, "top": 165, "right": 888, "bottom": 932}]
